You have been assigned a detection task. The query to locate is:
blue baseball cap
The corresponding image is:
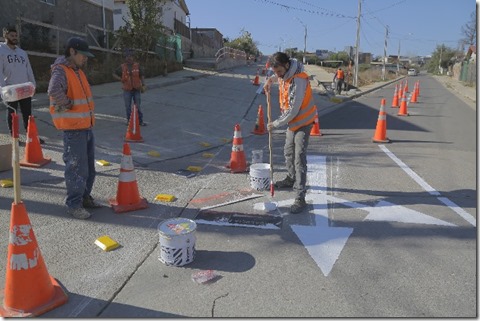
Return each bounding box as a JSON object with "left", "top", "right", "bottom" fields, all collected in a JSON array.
[{"left": 66, "top": 37, "right": 94, "bottom": 57}]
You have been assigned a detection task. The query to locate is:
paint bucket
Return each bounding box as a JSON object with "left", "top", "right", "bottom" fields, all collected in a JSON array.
[
  {"left": 158, "top": 218, "right": 197, "bottom": 266},
  {"left": 251, "top": 150, "right": 263, "bottom": 164},
  {"left": 249, "top": 163, "right": 270, "bottom": 191}
]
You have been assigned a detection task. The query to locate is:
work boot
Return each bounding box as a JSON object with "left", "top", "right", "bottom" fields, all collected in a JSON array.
[
  {"left": 83, "top": 195, "right": 103, "bottom": 209},
  {"left": 275, "top": 176, "right": 294, "bottom": 189},
  {"left": 67, "top": 207, "right": 91, "bottom": 219},
  {"left": 290, "top": 197, "right": 307, "bottom": 214}
]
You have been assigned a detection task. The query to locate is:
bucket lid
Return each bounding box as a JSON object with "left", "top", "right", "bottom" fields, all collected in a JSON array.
[{"left": 158, "top": 218, "right": 197, "bottom": 236}]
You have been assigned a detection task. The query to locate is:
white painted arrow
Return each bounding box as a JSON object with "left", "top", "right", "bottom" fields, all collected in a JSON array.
[{"left": 288, "top": 156, "right": 353, "bottom": 276}]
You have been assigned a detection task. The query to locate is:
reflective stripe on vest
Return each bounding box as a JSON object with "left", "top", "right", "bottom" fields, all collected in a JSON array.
[
  {"left": 121, "top": 63, "right": 142, "bottom": 91},
  {"left": 49, "top": 65, "right": 95, "bottom": 130},
  {"left": 279, "top": 72, "right": 317, "bottom": 132}
]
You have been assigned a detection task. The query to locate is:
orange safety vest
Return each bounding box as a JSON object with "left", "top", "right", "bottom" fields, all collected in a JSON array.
[
  {"left": 336, "top": 69, "right": 344, "bottom": 79},
  {"left": 278, "top": 72, "right": 317, "bottom": 132},
  {"left": 121, "top": 62, "right": 142, "bottom": 91},
  {"left": 49, "top": 65, "right": 95, "bottom": 130}
]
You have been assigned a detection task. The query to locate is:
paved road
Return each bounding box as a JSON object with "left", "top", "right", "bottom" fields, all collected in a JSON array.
[{"left": 0, "top": 63, "right": 475, "bottom": 317}]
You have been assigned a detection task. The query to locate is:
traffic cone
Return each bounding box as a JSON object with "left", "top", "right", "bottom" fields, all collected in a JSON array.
[
  {"left": 372, "top": 99, "right": 390, "bottom": 143},
  {"left": 227, "top": 124, "right": 247, "bottom": 173},
  {"left": 391, "top": 84, "right": 399, "bottom": 108},
  {"left": 125, "top": 104, "right": 143, "bottom": 142},
  {"left": 0, "top": 202, "right": 68, "bottom": 317},
  {"left": 403, "top": 80, "right": 409, "bottom": 93},
  {"left": 19, "top": 116, "right": 51, "bottom": 168},
  {"left": 252, "top": 71, "right": 260, "bottom": 86},
  {"left": 109, "top": 143, "right": 148, "bottom": 213},
  {"left": 310, "top": 110, "right": 322, "bottom": 136},
  {"left": 416, "top": 80, "right": 420, "bottom": 97},
  {"left": 252, "top": 105, "right": 267, "bottom": 135},
  {"left": 398, "top": 92, "right": 409, "bottom": 116},
  {"left": 410, "top": 85, "right": 417, "bottom": 103},
  {"left": 398, "top": 81, "right": 403, "bottom": 101}
]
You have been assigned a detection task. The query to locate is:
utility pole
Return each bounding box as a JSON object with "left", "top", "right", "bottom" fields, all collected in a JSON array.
[
  {"left": 397, "top": 40, "right": 400, "bottom": 74},
  {"left": 303, "top": 24, "right": 307, "bottom": 64},
  {"left": 439, "top": 45, "right": 443, "bottom": 74},
  {"left": 353, "top": 0, "right": 361, "bottom": 87},
  {"left": 382, "top": 26, "right": 388, "bottom": 81}
]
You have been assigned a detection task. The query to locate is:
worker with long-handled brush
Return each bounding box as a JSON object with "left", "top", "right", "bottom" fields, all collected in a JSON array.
[{"left": 263, "top": 52, "right": 317, "bottom": 214}]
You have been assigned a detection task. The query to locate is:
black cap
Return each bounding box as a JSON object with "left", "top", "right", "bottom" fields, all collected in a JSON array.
[{"left": 66, "top": 37, "right": 94, "bottom": 57}]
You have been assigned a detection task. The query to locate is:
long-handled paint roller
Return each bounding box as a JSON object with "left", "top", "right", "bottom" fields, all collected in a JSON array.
[{"left": 260, "top": 90, "right": 277, "bottom": 212}]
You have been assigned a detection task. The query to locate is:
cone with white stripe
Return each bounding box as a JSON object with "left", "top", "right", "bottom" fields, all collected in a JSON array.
[
  {"left": 227, "top": 124, "right": 247, "bottom": 173},
  {"left": 125, "top": 104, "right": 143, "bottom": 142},
  {"left": 372, "top": 99, "right": 390, "bottom": 143},
  {"left": 109, "top": 143, "right": 148, "bottom": 213},
  {"left": 20, "top": 116, "right": 51, "bottom": 168}
]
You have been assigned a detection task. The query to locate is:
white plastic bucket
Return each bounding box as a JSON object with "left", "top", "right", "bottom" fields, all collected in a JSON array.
[
  {"left": 251, "top": 150, "right": 263, "bottom": 164},
  {"left": 249, "top": 163, "right": 270, "bottom": 191},
  {"left": 158, "top": 218, "right": 196, "bottom": 266}
]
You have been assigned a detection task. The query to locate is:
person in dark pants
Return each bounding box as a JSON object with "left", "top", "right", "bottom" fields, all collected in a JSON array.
[
  {"left": 48, "top": 37, "right": 102, "bottom": 220},
  {"left": 263, "top": 52, "right": 317, "bottom": 214},
  {"left": 112, "top": 50, "right": 147, "bottom": 126},
  {"left": 0, "top": 26, "right": 42, "bottom": 143}
]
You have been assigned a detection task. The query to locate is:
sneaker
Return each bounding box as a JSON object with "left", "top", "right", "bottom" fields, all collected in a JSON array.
[
  {"left": 275, "top": 176, "right": 295, "bottom": 189},
  {"left": 140, "top": 122, "right": 147, "bottom": 126},
  {"left": 290, "top": 198, "right": 307, "bottom": 214},
  {"left": 83, "top": 195, "right": 103, "bottom": 209},
  {"left": 67, "top": 207, "right": 91, "bottom": 219},
  {"left": 39, "top": 138, "right": 45, "bottom": 144}
]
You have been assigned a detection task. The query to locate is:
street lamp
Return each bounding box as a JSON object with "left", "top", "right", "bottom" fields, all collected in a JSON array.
[{"left": 294, "top": 17, "right": 307, "bottom": 64}]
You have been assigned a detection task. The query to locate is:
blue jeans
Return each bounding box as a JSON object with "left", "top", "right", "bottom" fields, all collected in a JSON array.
[
  {"left": 123, "top": 90, "right": 143, "bottom": 123},
  {"left": 63, "top": 129, "right": 96, "bottom": 209},
  {"left": 284, "top": 124, "right": 313, "bottom": 200}
]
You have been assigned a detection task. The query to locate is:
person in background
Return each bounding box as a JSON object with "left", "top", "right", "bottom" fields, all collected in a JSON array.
[
  {"left": 48, "top": 37, "right": 102, "bottom": 220},
  {"left": 333, "top": 67, "right": 345, "bottom": 95},
  {"left": 263, "top": 52, "right": 317, "bottom": 214},
  {"left": 112, "top": 50, "right": 147, "bottom": 126},
  {"left": 0, "top": 26, "right": 41, "bottom": 144}
]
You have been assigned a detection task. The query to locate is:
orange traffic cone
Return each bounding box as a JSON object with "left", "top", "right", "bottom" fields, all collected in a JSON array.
[
  {"left": 19, "top": 116, "right": 51, "bottom": 168},
  {"left": 227, "top": 124, "right": 247, "bottom": 173},
  {"left": 398, "top": 92, "right": 409, "bottom": 116},
  {"left": 252, "top": 72, "right": 260, "bottom": 86},
  {"left": 403, "top": 80, "right": 409, "bottom": 93},
  {"left": 109, "top": 143, "right": 148, "bottom": 213},
  {"left": 397, "top": 81, "right": 403, "bottom": 100},
  {"left": 310, "top": 110, "right": 322, "bottom": 136},
  {"left": 0, "top": 202, "right": 68, "bottom": 317},
  {"left": 391, "top": 84, "right": 399, "bottom": 108},
  {"left": 125, "top": 104, "right": 143, "bottom": 142},
  {"left": 410, "top": 85, "right": 417, "bottom": 103},
  {"left": 252, "top": 105, "right": 267, "bottom": 135},
  {"left": 372, "top": 99, "right": 390, "bottom": 143},
  {"left": 416, "top": 80, "right": 420, "bottom": 97}
]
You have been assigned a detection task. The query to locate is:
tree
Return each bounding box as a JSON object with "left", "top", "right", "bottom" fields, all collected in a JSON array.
[
  {"left": 427, "top": 44, "right": 457, "bottom": 74},
  {"left": 460, "top": 11, "right": 476, "bottom": 51},
  {"left": 224, "top": 29, "right": 260, "bottom": 58},
  {"left": 116, "top": 0, "right": 167, "bottom": 58}
]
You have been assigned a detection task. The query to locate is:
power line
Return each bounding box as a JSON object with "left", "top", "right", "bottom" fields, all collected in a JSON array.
[{"left": 254, "top": 0, "right": 356, "bottom": 19}]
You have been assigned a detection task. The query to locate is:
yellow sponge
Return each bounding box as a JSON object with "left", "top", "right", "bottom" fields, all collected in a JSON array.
[
  {"left": 95, "top": 235, "right": 120, "bottom": 252},
  {"left": 187, "top": 166, "right": 202, "bottom": 172},
  {"left": 0, "top": 179, "right": 13, "bottom": 188},
  {"left": 96, "top": 160, "right": 111, "bottom": 166},
  {"left": 199, "top": 142, "right": 211, "bottom": 147},
  {"left": 155, "top": 194, "right": 176, "bottom": 202},
  {"left": 202, "top": 152, "right": 214, "bottom": 158}
]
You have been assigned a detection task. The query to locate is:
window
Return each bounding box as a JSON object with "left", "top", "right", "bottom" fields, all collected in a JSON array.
[{"left": 39, "top": 0, "right": 56, "bottom": 5}]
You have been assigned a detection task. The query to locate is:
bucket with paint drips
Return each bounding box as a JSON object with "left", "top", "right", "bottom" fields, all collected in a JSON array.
[{"left": 158, "top": 218, "right": 197, "bottom": 266}]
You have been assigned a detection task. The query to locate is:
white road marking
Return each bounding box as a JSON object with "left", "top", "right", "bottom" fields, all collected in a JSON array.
[{"left": 379, "top": 145, "right": 476, "bottom": 227}]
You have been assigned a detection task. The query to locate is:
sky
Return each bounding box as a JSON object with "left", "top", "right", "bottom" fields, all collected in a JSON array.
[{"left": 186, "top": 0, "right": 476, "bottom": 58}]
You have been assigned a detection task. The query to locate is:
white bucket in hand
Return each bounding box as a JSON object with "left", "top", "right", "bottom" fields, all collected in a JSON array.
[
  {"left": 251, "top": 150, "right": 263, "bottom": 164},
  {"left": 249, "top": 163, "right": 270, "bottom": 191},
  {"left": 158, "top": 218, "right": 196, "bottom": 266}
]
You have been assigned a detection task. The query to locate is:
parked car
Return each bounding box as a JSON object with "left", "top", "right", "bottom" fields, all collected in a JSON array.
[{"left": 408, "top": 68, "right": 418, "bottom": 76}]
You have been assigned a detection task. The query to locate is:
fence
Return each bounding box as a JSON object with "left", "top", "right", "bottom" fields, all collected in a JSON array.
[{"left": 459, "top": 60, "right": 476, "bottom": 86}]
